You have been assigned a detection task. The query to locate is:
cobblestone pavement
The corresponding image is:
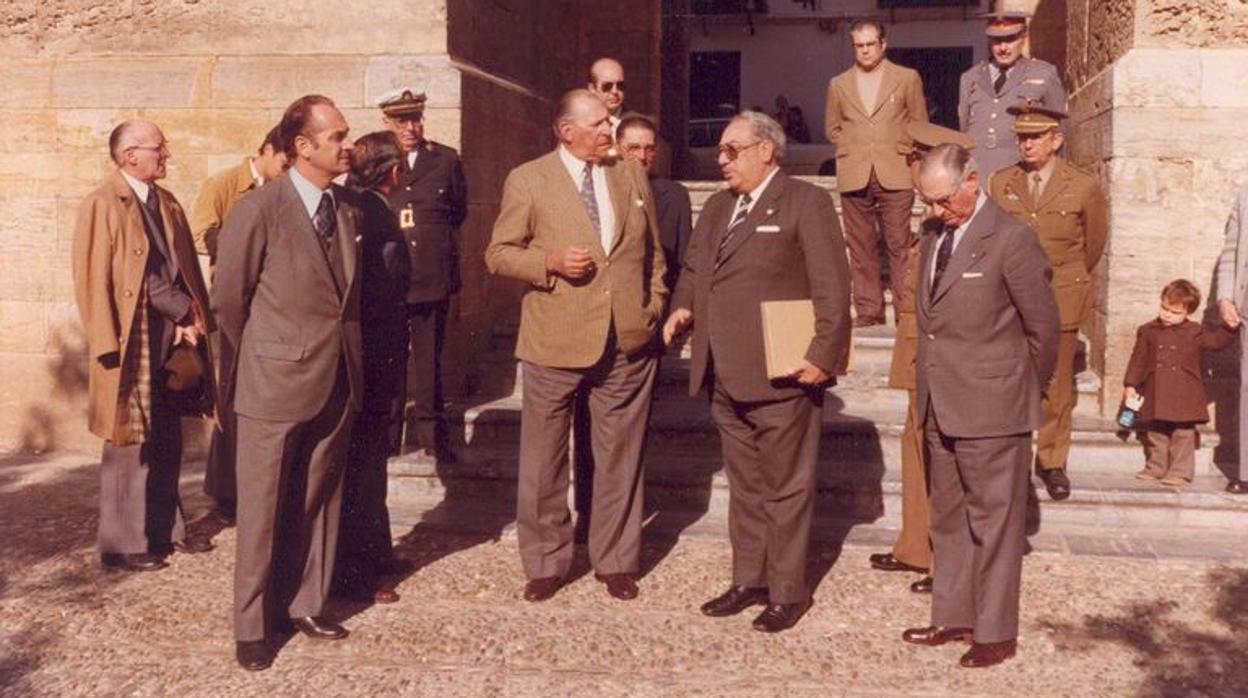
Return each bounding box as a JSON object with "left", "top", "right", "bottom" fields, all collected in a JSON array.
[{"left": 1, "top": 454, "right": 1245, "bottom": 697}]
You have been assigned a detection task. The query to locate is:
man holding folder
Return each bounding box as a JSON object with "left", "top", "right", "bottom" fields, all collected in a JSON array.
[{"left": 664, "top": 110, "right": 851, "bottom": 633}]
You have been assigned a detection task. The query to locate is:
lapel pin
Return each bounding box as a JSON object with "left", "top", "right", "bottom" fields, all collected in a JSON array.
[
  {"left": 634, "top": 198, "right": 645, "bottom": 207},
  {"left": 765, "top": 208, "right": 775, "bottom": 216}
]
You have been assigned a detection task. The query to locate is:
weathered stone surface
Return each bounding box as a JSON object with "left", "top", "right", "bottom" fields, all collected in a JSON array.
[
  {"left": 209, "top": 57, "right": 368, "bottom": 108},
  {"left": 364, "top": 55, "right": 462, "bottom": 109},
  {"left": 1199, "top": 49, "right": 1248, "bottom": 107},
  {"left": 1143, "top": 0, "right": 1248, "bottom": 47},
  {"left": 0, "top": 62, "right": 52, "bottom": 107},
  {"left": 52, "top": 58, "right": 211, "bottom": 109},
  {"left": 1113, "top": 48, "right": 1202, "bottom": 107}
]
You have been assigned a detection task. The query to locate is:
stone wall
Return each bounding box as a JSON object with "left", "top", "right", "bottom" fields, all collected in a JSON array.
[{"left": 1064, "top": 0, "right": 1248, "bottom": 416}]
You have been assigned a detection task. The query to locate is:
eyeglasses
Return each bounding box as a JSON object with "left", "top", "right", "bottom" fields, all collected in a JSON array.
[
  {"left": 716, "top": 140, "right": 763, "bottom": 162},
  {"left": 597, "top": 81, "right": 625, "bottom": 93},
  {"left": 129, "top": 143, "right": 169, "bottom": 154},
  {"left": 622, "top": 144, "right": 657, "bottom": 155}
]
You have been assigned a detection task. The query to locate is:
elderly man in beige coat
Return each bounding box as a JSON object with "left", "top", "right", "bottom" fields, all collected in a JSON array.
[
  {"left": 73, "top": 119, "right": 215, "bottom": 573},
  {"left": 486, "top": 89, "right": 666, "bottom": 604}
]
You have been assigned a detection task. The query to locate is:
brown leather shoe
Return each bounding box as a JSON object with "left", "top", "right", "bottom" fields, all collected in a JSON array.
[
  {"left": 960, "top": 639, "right": 1017, "bottom": 668},
  {"left": 752, "top": 598, "right": 812, "bottom": 633},
  {"left": 902, "top": 626, "right": 974, "bottom": 646},
  {"left": 173, "top": 536, "right": 214, "bottom": 554},
  {"left": 288, "top": 616, "right": 348, "bottom": 640},
  {"left": 1038, "top": 468, "right": 1072, "bottom": 501},
  {"left": 869, "top": 552, "right": 928, "bottom": 574},
  {"left": 523, "top": 576, "right": 563, "bottom": 602},
  {"left": 700, "top": 585, "right": 768, "bottom": 617},
  {"left": 910, "top": 576, "right": 933, "bottom": 594},
  {"left": 594, "top": 573, "right": 639, "bottom": 601}
]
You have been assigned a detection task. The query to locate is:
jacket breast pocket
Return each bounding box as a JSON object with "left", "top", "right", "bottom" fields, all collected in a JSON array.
[{"left": 252, "top": 340, "right": 305, "bottom": 362}]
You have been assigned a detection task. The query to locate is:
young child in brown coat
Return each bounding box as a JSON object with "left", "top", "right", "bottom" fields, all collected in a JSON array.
[{"left": 1123, "top": 280, "right": 1237, "bottom": 486}]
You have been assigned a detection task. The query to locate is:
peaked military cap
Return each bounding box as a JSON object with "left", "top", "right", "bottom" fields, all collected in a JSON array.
[
  {"left": 377, "top": 87, "right": 427, "bottom": 118},
  {"left": 980, "top": 10, "right": 1029, "bottom": 38},
  {"left": 904, "top": 121, "right": 977, "bottom": 151},
  {"left": 1007, "top": 104, "right": 1066, "bottom": 133}
]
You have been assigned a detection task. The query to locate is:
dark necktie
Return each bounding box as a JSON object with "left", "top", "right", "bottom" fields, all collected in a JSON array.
[
  {"left": 931, "top": 227, "right": 955, "bottom": 298},
  {"left": 580, "top": 163, "right": 601, "bottom": 235},
  {"left": 714, "top": 193, "right": 752, "bottom": 270},
  {"left": 313, "top": 192, "right": 336, "bottom": 253},
  {"left": 993, "top": 64, "right": 1010, "bottom": 95}
]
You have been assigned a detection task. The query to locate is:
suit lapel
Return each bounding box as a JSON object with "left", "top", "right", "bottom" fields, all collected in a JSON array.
[
  {"left": 333, "top": 184, "right": 359, "bottom": 308},
  {"left": 1005, "top": 167, "right": 1036, "bottom": 211},
  {"left": 917, "top": 232, "right": 935, "bottom": 324},
  {"left": 1035, "top": 160, "right": 1067, "bottom": 211},
  {"left": 869, "top": 61, "right": 901, "bottom": 118},
  {"left": 278, "top": 176, "right": 339, "bottom": 292},
  {"left": 714, "top": 170, "right": 786, "bottom": 272},
  {"left": 541, "top": 151, "right": 608, "bottom": 257},
  {"left": 1000, "top": 58, "right": 1028, "bottom": 97},
  {"left": 931, "top": 203, "right": 996, "bottom": 305},
  {"left": 977, "top": 62, "right": 995, "bottom": 97},
  {"left": 605, "top": 160, "right": 630, "bottom": 256},
  {"left": 403, "top": 146, "right": 439, "bottom": 184},
  {"left": 840, "top": 72, "right": 869, "bottom": 120}
]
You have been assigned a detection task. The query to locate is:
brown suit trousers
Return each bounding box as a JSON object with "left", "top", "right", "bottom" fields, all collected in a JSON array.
[
  {"left": 891, "top": 390, "right": 931, "bottom": 570},
  {"left": 710, "top": 378, "right": 822, "bottom": 604},
  {"left": 517, "top": 345, "right": 656, "bottom": 579}
]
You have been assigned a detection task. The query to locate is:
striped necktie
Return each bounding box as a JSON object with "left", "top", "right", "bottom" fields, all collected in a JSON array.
[{"left": 714, "top": 193, "right": 752, "bottom": 269}]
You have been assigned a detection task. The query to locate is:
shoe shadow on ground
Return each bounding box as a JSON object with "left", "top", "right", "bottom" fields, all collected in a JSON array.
[{"left": 1036, "top": 566, "right": 1248, "bottom": 696}]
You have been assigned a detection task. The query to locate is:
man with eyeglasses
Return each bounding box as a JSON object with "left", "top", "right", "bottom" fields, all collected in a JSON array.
[
  {"left": 617, "top": 114, "right": 691, "bottom": 290},
  {"left": 958, "top": 11, "right": 1068, "bottom": 178},
  {"left": 72, "top": 119, "right": 216, "bottom": 574},
  {"left": 825, "top": 18, "right": 929, "bottom": 328},
  {"left": 902, "top": 143, "right": 1058, "bottom": 668},
  {"left": 588, "top": 57, "right": 627, "bottom": 137},
  {"left": 664, "top": 111, "right": 851, "bottom": 633},
  {"left": 377, "top": 87, "right": 468, "bottom": 466}
]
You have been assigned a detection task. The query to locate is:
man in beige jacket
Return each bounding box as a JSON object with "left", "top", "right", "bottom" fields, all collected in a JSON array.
[
  {"left": 825, "top": 19, "right": 928, "bottom": 326},
  {"left": 486, "top": 89, "right": 666, "bottom": 604}
]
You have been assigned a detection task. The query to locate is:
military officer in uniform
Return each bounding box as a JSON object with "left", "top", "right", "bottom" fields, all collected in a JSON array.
[
  {"left": 958, "top": 11, "right": 1067, "bottom": 178},
  {"left": 378, "top": 87, "right": 469, "bottom": 463},
  {"left": 989, "top": 105, "right": 1107, "bottom": 501}
]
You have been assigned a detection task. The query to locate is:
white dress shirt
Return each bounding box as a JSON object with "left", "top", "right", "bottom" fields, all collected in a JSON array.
[
  {"left": 929, "top": 190, "right": 988, "bottom": 285},
  {"left": 558, "top": 144, "right": 616, "bottom": 252},
  {"left": 289, "top": 167, "right": 334, "bottom": 220}
]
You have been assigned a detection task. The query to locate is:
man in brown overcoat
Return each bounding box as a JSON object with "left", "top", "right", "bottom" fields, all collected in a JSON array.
[{"left": 72, "top": 119, "right": 215, "bottom": 572}]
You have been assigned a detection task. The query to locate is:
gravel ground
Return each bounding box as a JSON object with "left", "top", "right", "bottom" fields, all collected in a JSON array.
[{"left": 1, "top": 455, "right": 1245, "bottom": 697}]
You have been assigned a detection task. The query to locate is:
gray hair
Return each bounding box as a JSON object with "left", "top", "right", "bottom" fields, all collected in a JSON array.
[
  {"left": 917, "top": 142, "right": 979, "bottom": 186},
  {"left": 731, "top": 110, "right": 786, "bottom": 159}
]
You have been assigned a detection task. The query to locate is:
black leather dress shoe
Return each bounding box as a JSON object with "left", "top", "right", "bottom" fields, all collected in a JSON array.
[
  {"left": 700, "top": 585, "right": 768, "bottom": 617},
  {"left": 910, "top": 576, "right": 933, "bottom": 594},
  {"left": 523, "top": 576, "right": 564, "bottom": 602},
  {"left": 101, "top": 553, "right": 168, "bottom": 572},
  {"left": 213, "top": 499, "right": 237, "bottom": 527},
  {"left": 1228, "top": 480, "right": 1248, "bottom": 494},
  {"left": 235, "top": 640, "right": 273, "bottom": 671},
  {"left": 902, "top": 625, "right": 974, "bottom": 646},
  {"left": 868, "top": 552, "right": 928, "bottom": 573},
  {"left": 289, "top": 616, "right": 348, "bottom": 640},
  {"left": 595, "top": 573, "right": 639, "bottom": 601},
  {"left": 752, "top": 598, "right": 812, "bottom": 633},
  {"left": 1038, "top": 468, "right": 1072, "bottom": 501},
  {"left": 173, "top": 536, "right": 214, "bottom": 554},
  {"left": 960, "top": 639, "right": 1017, "bottom": 668}
]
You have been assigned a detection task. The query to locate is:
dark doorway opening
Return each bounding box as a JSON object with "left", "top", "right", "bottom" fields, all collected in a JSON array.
[
  {"left": 688, "top": 50, "right": 741, "bottom": 147},
  {"left": 887, "top": 46, "right": 974, "bottom": 129}
]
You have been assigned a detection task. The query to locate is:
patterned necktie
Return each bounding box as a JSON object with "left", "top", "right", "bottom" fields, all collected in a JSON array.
[
  {"left": 994, "top": 64, "right": 1010, "bottom": 95},
  {"left": 580, "top": 163, "right": 601, "bottom": 235},
  {"left": 931, "top": 227, "right": 955, "bottom": 298},
  {"left": 313, "top": 192, "right": 336, "bottom": 252},
  {"left": 714, "top": 193, "right": 752, "bottom": 269}
]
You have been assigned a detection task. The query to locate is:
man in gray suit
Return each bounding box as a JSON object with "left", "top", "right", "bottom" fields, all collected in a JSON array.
[
  {"left": 958, "top": 11, "right": 1067, "bottom": 177},
  {"left": 664, "top": 111, "right": 851, "bottom": 633},
  {"left": 1215, "top": 180, "right": 1248, "bottom": 494},
  {"left": 213, "top": 94, "right": 364, "bottom": 671},
  {"left": 901, "top": 143, "right": 1059, "bottom": 668}
]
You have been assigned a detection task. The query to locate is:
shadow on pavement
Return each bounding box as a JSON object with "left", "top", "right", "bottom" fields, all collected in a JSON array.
[{"left": 1037, "top": 566, "right": 1248, "bottom": 697}]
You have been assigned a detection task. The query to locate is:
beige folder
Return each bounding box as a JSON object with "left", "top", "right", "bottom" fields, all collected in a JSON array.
[{"left": 760, "top": 299, "right": 852, "bottom": 380}]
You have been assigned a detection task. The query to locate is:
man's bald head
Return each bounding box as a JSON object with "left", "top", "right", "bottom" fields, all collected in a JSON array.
[
  {"left": 109, "top": 119, "right": 160, "bottom": 165},
  {"left": 108, "top": 119, "right": 170, "bottom": 182},
  {"left": 587, "top": 57, "right": 626, "bottom": 115},
  {"left": 554, "top": 89, "right": 613, "bottom": 162}
]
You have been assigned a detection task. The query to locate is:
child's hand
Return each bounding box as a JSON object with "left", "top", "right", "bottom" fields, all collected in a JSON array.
[{"left": 1123, "top": 386, "right": 1138, "bottom": 402}]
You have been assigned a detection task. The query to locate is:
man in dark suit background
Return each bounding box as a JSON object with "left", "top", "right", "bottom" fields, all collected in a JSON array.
[
  {"left": 616, "top": 114, "right": 691, "bottom": 291},
  {"left": 902, "top": 143, "right": 1059, "bottom": 668},
  {"left": 213, "top": 94, "right": 364, "bottom": 671},
  {"left": 378, "top": 87, "right": 468, "bottom": 464},
  {"left": 664, "top": 110, "right": 851, "bottom": 633}
]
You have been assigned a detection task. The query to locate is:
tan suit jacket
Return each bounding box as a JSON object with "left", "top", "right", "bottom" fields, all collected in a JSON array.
[
  {"left": 671, "top": 170, "right": 852, "bottom": 402},
  {"left": 989, "top": 157, "right": 1108, "bottom": 329},
  {"left": 825, "top": 60, "right": 929, "bottom": 193},
  {"left": 190, "top": 158, "right": 256, "bottom": 268},
  {"left": 72, "top": 171, "right": 216, "bottom": 442},
  {"left": 485, "top": 150, "right": 667, "bottom": 368}
]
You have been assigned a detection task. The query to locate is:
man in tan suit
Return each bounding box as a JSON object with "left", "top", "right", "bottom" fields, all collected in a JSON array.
[
  {"left": 664, "top": 111, "right": 851, "bottom": 633},
  {"left": 989, "top": 105, "right": 1107, "bottom": 502},
  {"left": 486, "top": 89, "right": 666, "bottom": 604},
  {"left": 72, "top": 119, "right": 215, "bottom": 572},
  {"left": 213, "top": 95, "right": 364, "bottom": 671},
  {"left": 191, "top": 124, "right": 287, "bottom": 526},
  {"left": 903, "top": 143, "right": 1059, "bottom": 668},
  {"left": 825, "top": 19, "right": 928, "bottom": 326}
]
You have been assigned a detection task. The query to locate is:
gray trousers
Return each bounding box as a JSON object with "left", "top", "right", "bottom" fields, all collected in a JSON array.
[
  {"left": 925, "top": 411, "right": 1030, "bottom": 644},
  {"left": 1238, "top": 330, "right": 1248, "bottom": 481},
  {"left": 233, "top": 368, "right": 353, "bottom": 642},
  {"left": 710, "top": 379, "right": 822, "bottom": 604},
  {"left": 517, "top": 347, "right": 656, "bottom": 580},
  {"left": 98, "top": 403, "right": 186, "bottom": 556}
]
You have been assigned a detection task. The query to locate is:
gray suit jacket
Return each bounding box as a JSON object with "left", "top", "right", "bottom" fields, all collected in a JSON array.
[
  {"left": 958, "top": 57, "right": 1067, "bottom": 177},
  {"left": 212, "top": 172, "right": 364, "bottom": 423},
  {"left": 1216, "top": 181, "right": 1248, "bottom": 312},
  {"left": 916, "top": 197, "right": 1060, "bottom": 438},
  {"left": 672, "top": 170, "right": 852, "bottom": 403}
]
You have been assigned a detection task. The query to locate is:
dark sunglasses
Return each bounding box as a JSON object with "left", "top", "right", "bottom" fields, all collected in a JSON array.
[{"left": 598, "top": 80, "right": 626, "bottom": 92}]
